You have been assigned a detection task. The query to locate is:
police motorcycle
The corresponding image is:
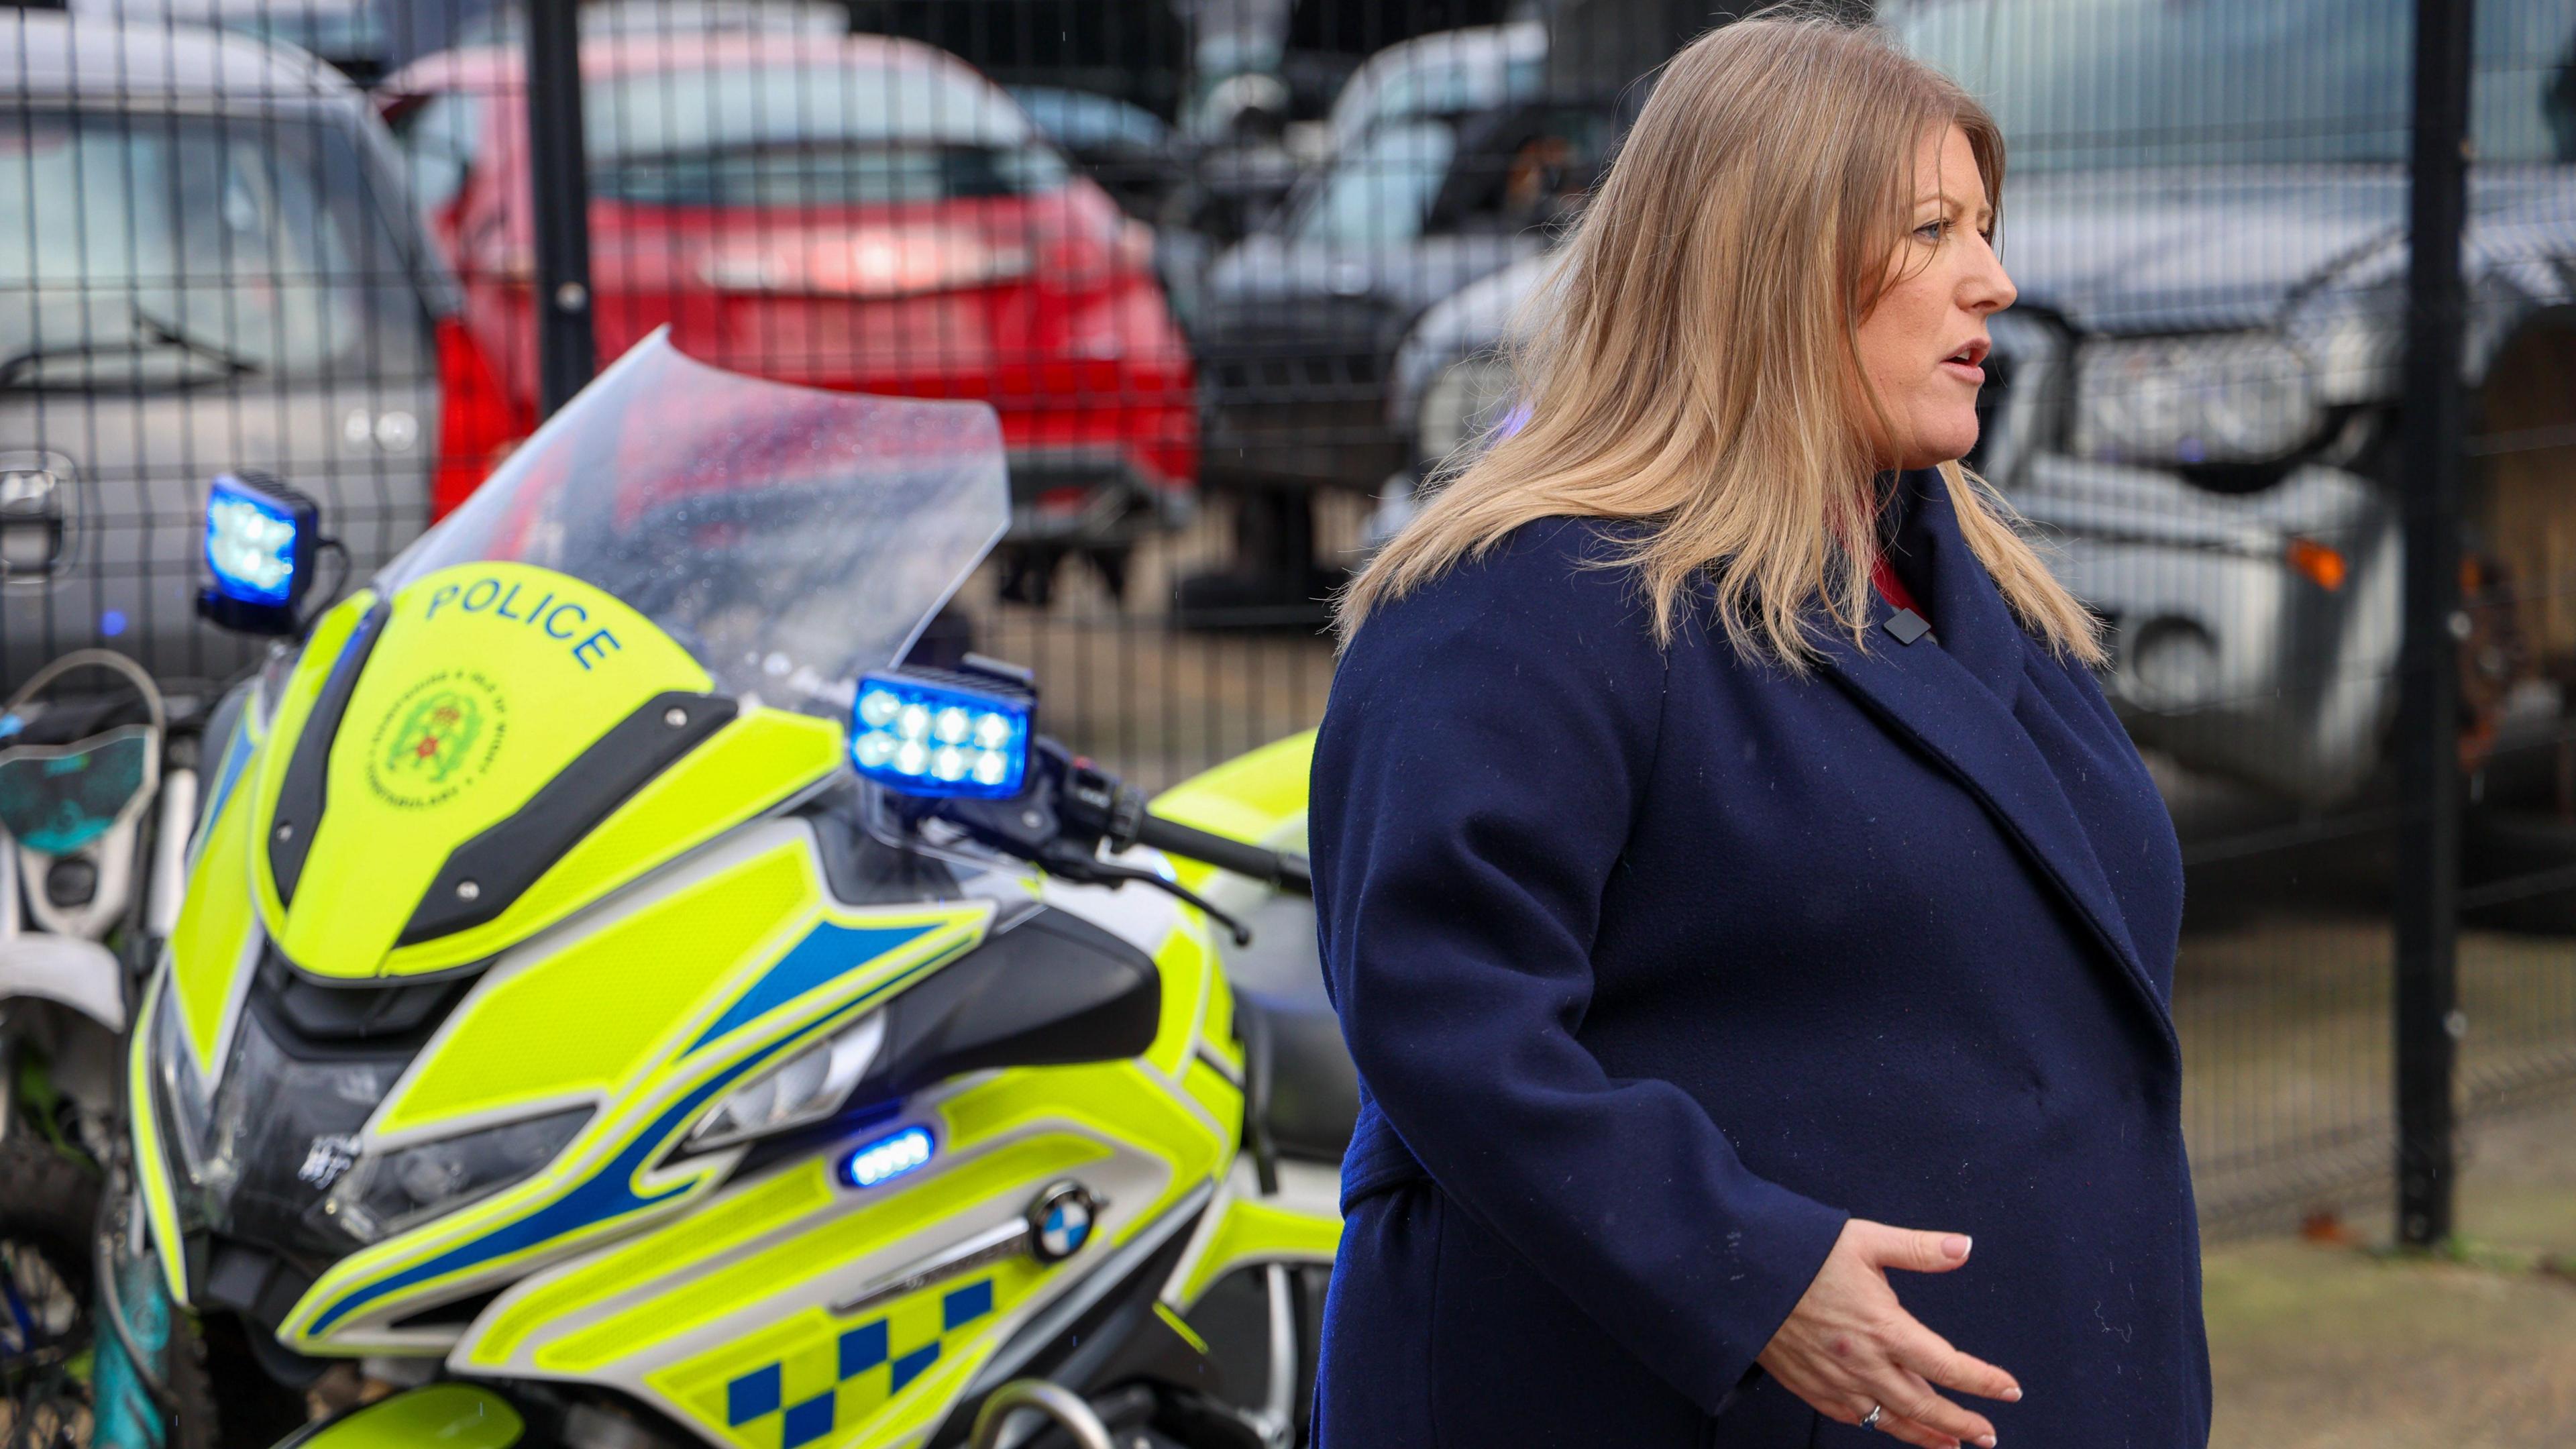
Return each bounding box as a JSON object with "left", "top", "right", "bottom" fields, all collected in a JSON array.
[
  {"left": 1, "top": 647, "right": 221, "bottom": 1449},
  {"left": 130, "top": 331, "right": 1357, "bottom": 1449}
]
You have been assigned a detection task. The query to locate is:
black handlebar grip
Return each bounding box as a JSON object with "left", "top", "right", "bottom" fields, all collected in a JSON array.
[{"left": 1134, "top": 812, "right": 1307, "bottom": 894}]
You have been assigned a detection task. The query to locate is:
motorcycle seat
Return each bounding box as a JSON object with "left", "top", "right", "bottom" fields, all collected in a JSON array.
[{"left": 1234, "top": 986, "right": 1359, "bottom": 1167}]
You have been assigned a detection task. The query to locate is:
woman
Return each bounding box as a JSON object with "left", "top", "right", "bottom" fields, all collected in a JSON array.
[{"left": 1308, "top": 14, "right": 2208, "bottom": 1449}]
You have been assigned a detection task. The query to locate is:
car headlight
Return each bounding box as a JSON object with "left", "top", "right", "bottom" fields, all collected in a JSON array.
[
  {"left": 683, "top": 1011, "right": 887, "bottom": 1152},
  {"left": 1415, "top": 356, "right": 1520, "bottom": 467},
  {"left": 322, "top": 1107, "right": 592, "bottom": 1245},
  {"left": 2070, "top": 332, "right": 2321, "bottom": 466}
]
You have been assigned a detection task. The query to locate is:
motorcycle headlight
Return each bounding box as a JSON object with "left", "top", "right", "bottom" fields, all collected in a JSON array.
[
  {"left": 1415, "top": 356, "right": 1519, "bottom": 467},
  {"left": 322, "top": 1107, "right": 592, "bottom": 1245},
  {"left": 2069, "top": 332, "right": 2322, "bottom": 466},
  {"left": 684, "top": 1012, "right": 887, "bottom": 1152},
  {"left": 150, "top": 971, "right": 409, "bottom": 1254},
  {"left": 150, "top": 975, "right": 219, "bottom": 1189}
]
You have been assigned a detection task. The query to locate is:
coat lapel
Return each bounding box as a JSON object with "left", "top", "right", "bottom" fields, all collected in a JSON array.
[{"left": 1816, "top": 472, "right": 2179, "bottom": 1057}]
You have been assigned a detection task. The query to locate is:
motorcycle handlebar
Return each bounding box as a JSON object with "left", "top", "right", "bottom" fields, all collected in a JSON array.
[{"left": 1132, "top": 812, "right": 1312, "bottom": 896}]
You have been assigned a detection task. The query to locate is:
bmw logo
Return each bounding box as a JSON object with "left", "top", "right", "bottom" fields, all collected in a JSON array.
[{"left": 1026, "top": 1181, "right": 1104, "bottom": 1263}]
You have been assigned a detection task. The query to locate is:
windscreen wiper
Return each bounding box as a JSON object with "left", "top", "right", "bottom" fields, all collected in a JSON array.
[
  {"left": 0, "top": 303, "right": 258, "bottom": 388},
  {"left": 128, "top": 302, "right": 260, "bottom": 377}
]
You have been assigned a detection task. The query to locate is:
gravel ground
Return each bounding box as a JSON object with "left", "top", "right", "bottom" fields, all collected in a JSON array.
[{"left": 2206, "top": 1096, "right": 2576, "bottom": 1448}]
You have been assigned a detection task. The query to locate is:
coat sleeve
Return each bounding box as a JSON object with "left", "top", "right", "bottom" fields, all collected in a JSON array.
[{"left": 1309, "top": 521, "right": 1851, "bottom": 1415}]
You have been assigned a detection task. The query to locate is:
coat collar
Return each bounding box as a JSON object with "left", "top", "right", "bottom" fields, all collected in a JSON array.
[{"left": 1816, "top": 470, "right": 2179, "bottom": 1057}]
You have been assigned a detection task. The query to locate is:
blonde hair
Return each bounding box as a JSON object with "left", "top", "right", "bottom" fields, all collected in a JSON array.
[{"left": 1336, "top": 10, "right": 2101, "bottom": 669}]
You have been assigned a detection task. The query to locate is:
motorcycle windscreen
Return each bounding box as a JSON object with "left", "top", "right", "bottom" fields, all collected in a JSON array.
[
  {"left": 0, "top": 727, "right": 152, "bottom": 854},
  {"left": 375, "top": 329, "right": 1009, "bottom": 719}
]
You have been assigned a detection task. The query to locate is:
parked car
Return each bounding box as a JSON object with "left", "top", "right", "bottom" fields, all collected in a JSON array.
[
  {"left": 377, "top": 31, "right": 1198, "bottom": 602},
  {"left": 847, "top": 0, "right": 1191, "bottom": 131},
  {"left": 449, "top": 0, "right": 850, "bottom": 48},
  {"left": 1183, "top": 92, "right": 1612, "bottom": 614},
  {"left": 1378, "top": 243, "right": 1550, "bottom": 538},
  {"left": 1319, "top": 18, "right": 1547, "bottom": 157},
  {"left": 1, "top": 14, "right": 508, "bottom": 695},
  {"left": 1887, "top": 0, "right": 2576, "bottom": 812},
  {"left": 1007, "top": 85, "right": 1187, "bottom": 221},
  {"left": 1006, "top": 83, "right": 1237, "bottom": 338},
  {"left": 1390, "top": 0, "right": 2576, "bottom": 898}
]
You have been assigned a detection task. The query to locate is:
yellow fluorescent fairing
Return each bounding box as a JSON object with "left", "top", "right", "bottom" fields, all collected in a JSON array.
[
  {"left": 1148, "top": 733, "right": 1344, "bottom": 1305},
  {"left": 138, "top": 661, "right": 1342, "bottom": 1449},
  {"left": 246, "top": 563, "right": 843, "bottom": 979},
  {"left": 429, "top": 877, "right": 1249, "bottom": 1448},
  {"left": 288, "top": 1384, "right": 526, "bottom": 1449},
  {"left": 282, "top": 822, "right": 994, "bottom": 1349},
  {"left": 129, "top": 978, "right": 189, "bottom": 1301},
  {"left": 164, "top": 594, "right": 384, "bottom": 1068},
  {"left": 1145, "top": 732, "right": 1314, "bottom": 901}
]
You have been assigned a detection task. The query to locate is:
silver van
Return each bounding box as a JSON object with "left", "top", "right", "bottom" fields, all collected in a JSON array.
[{"left": 3, "top": 13, "right": 466, "bottom": 696}]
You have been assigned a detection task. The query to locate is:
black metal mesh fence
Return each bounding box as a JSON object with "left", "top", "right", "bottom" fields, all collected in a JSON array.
[{"left": 7, "top": 0, "right": 2576, "bottom": 1237}]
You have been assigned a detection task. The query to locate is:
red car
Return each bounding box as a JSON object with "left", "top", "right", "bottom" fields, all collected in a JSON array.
[{"left": 377, "top": 32, "right": 1196, "bottom": 595}]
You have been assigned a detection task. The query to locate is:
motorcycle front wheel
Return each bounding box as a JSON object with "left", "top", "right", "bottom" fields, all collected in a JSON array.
[{"left": 0, "top": 1134, "right": 217, "bottom": 1449}]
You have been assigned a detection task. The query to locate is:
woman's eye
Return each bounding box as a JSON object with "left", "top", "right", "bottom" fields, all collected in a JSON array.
[{"left": 1915, "top": 219, "right": 1947, "bottom": 243}]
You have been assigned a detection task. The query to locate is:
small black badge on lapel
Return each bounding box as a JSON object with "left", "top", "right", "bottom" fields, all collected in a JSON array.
[{"left": 1882, "top": 608, "right": 1932, "bottom": 645}]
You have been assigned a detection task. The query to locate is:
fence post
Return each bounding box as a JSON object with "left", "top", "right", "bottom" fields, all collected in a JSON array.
[
  {"left": 2393, "top": 0, "right": 2475, "bottom": 1249},
  {"left": 524, "top": 0, "right": 595, "bottom": 417}
]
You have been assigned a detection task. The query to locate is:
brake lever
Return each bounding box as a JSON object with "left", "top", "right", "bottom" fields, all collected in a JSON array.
[
  {"left": 912, "top": 749, "right": 1257, "bottom": 946},
  {"left": 1034, "top": 840, "right": 1254, "bottom": 947}
]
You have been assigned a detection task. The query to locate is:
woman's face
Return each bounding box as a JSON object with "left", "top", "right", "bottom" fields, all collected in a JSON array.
[{"left": 1854, "top": 123, "right": 2017, "bottom": 470}]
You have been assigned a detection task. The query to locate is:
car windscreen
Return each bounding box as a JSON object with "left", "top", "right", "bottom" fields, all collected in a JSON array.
[
  {"left": 1888, "top": 0, "right": 2576, "bottom": 168},
  {"left": 585, "top": 60, "right": 1070, "bottom": 207},
  {"left": 1324, "top": 23, "right": 1546, "bottom": 154},
  {"left": 0, "top": 109, "right": 427, "bottom": 391},
  {"left": 1290, "top": 118, "right": 1457, "bottom": 246}
]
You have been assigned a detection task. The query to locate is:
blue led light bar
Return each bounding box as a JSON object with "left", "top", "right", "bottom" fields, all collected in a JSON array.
[
  {"left": 840, "top": 1126, "right": 934, "bottom": 1189},
  {"left": 204, "top": 474, "right": 314, "bottom": 609},
  {"left": 849, "top": 670, "right": 1031, "bottom": 800}
]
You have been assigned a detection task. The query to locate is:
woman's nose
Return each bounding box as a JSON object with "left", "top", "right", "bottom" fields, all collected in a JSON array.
[{"left": 1964, "top": 234, "right": 2017, "bottom": 315}]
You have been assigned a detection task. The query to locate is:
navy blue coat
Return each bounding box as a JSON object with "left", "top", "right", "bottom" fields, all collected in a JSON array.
[{"left": 1307, "top": 468, "right": 2210, "bottom": 1447}]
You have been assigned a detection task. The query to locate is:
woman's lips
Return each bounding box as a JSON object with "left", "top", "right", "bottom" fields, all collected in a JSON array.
[{"left": 1939, "top": 336, "right": 1990, "bottom": 385}]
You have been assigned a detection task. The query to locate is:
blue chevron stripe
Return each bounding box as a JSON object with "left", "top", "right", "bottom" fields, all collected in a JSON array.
[
  {"left": 305, "top": 935, "right": 955, "bottom": 1336},
  {"left": 688, "top": 920, "right": 937, "bottom": 1054}
]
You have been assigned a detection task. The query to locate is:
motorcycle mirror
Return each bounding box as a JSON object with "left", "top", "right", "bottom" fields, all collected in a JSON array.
[{"left": 195, "top": 472, "right": 319, "bottom": 637}]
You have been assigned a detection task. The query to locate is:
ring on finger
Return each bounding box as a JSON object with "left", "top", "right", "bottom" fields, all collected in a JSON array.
[{"left": 1860, "top": 1404, "right": 1884, "bottom": 1432}]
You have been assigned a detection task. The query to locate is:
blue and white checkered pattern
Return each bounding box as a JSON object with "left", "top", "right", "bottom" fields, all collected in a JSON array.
[{"left": 718, "top": 1278, "right": 996, "bottom": 1449}]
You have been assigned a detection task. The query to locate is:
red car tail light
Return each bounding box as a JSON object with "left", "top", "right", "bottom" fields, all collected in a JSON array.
[
  {"left": 432, "top": 317, "right": 525, "bottom": 519},
  {"left": 1025, "top": 211, "right": 1155, "bottom": 295},
  {"left": 699, "top": 227, "right": 1034, "bottom": 298}
]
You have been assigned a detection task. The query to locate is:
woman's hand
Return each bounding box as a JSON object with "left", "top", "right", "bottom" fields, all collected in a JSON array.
[{"left": 1755, "top": 1219, "right": 2021, "bottom": 1448}]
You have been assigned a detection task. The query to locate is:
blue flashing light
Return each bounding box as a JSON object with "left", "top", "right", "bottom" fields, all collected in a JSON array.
[
  {"left": 849, "top": 671, "right": 1031, "bottom": 800},
  {"left": 204, "top": 474, "right": 313, "bottom": 610},
  {"left": 840, "top": 1126, "right": 934, "bottom": 1189}
]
